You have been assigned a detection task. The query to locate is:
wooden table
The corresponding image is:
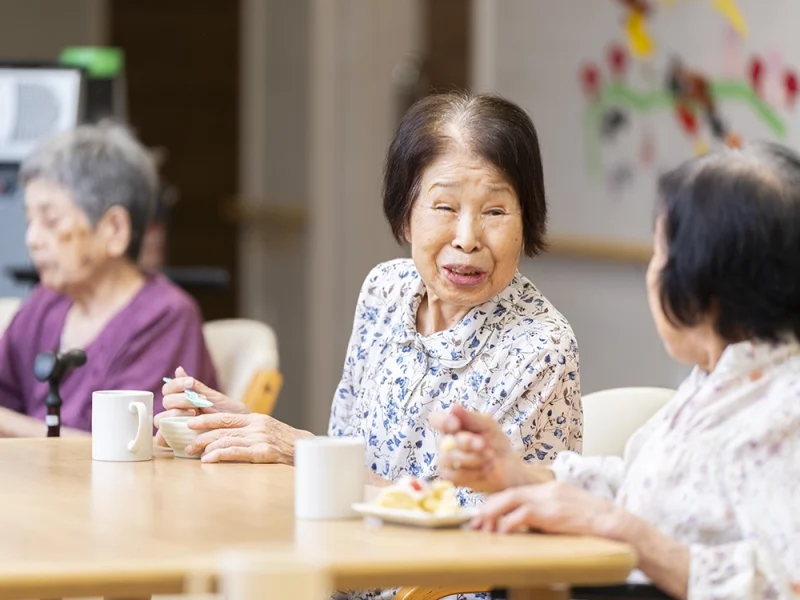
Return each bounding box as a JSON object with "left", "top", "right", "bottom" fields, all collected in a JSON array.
[{"left": 0, "top": 439, "right": 636, "bottom": 599}]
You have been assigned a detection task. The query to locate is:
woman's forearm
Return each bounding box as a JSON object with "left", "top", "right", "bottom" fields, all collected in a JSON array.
[
  {"left": 506, "top": 462, "right": 556, "bottom": 489},
  {"left": 610, "top": 511, "right": 690, "bottom": 600}
]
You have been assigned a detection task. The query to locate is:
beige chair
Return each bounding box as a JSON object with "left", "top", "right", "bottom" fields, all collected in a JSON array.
[
  {"left": 0, "top": 297, "right": 22, "bottom": 336},
  {"left": 581, "top": 386, "right": 676, "bottom": 457},
  {"left": 203, "top": 319, "right": 283, "bottom": 415},
  {"left": 395, "top": 386, "right": 677, "bottom": 600}
]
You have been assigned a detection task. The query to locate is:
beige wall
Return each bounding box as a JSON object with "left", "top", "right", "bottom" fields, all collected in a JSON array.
[
  {"left": 238, "top": 0, "right": 423, "bottom": 432},
  {"left": 237, "top": 0, "right": 312, "bottom": 428},
  {"left": 520, "top": 256, "right": 689, "bottom": 393},
  {"left": 306, "top": 0, "right": 423, "bottom": 433},
  {"left": 472, "top": 0, "right": 689, "bottom": 393},
  {"left": 0, "top": 0, "right": 106, "bottom": 58}
]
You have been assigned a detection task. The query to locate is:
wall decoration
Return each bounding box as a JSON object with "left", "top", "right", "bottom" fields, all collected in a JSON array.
[
  {"left": 480, "top": 0, "right": 800, "bottom": 260},
  {"left": 580, "top": 13, "right": 794, "bottom": 184}
]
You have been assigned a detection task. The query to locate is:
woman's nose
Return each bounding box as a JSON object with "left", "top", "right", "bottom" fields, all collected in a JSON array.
[
  {"left": 451, "top": 214, "right": 482, "bottom": 253},
  {"left": 25, "top": 224, "right": 40, "bottom": 250},
  {"left": 25, "top": 222, "right": 46, "bottom": 252}
]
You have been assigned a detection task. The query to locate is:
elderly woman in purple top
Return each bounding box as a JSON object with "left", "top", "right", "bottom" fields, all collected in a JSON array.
[{"left": 0, "top": 122, "right": 218, "bottom": 437}]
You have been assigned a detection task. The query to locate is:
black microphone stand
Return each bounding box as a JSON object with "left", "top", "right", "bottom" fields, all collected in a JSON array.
[{"left": 33, "top": 349, "right": 87, "bottom": 437}]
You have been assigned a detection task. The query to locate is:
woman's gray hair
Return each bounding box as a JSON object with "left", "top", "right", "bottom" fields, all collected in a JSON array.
[{"left": 19, "top": 121, "right": 158, "bottom": 261}]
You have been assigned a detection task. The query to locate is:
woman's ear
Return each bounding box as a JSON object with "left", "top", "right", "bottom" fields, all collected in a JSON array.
[
  {"left": 98, "top": 205, "right": 133, "bottom": 259},
  {"left": 403, "top": 222, "right": 412, "bottom": 244}
]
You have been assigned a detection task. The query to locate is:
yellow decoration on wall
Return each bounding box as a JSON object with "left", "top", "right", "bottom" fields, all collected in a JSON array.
[
  {"left": 625, "top": 10, "right": 655, "bottom": 58},
  {"left": 693, "top": 138, "right": 710, "bottom": 156},
  {"left": 659, "top": 0, "right": 748, "bottom": 36},
  {"left": 711, "top": 0, "right": 747, "bottom": 36}
]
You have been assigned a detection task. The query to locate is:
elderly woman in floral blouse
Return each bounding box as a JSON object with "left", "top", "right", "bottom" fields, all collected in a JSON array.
[
  {"left": 435, "top": 142, "right": 800, "bottom": 600},
  {"left": 156, "top": 92, "right": 581, "bottom": 497}
]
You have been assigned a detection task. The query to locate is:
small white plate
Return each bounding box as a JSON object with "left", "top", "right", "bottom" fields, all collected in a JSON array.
[{"left": 352, "top": 503, "right": 476, "bottom": 529}]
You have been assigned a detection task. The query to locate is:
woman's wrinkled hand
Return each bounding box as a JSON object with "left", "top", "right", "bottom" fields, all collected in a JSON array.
[
  {"left": 183, "top": 412, "right": 308, "bottom": 464},
  {"left": 472, "top": 481, "right": 626, "bottom": 538},
  {"left": 154, "top": 366, "right": 249, "bottom": 446},
  {"left": 430, "top": 404, "right": 547, "bottom": 493}
]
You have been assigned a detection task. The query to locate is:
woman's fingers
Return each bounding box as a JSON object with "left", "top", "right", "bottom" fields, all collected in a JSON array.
[
  {"left": 202, "top": 436, "right": 250, "bottom": 454},
  {"left": 429, "top": 411, "right": 462, "bottom": 434},
  {"left": 455, "top": 431, "right": 485, "bottom": 451},
  {"left": 438, "top": 429, "right": 491, "bottom": 476},
  {"left": 188, "top": 412, "right": 250, "bottom": 431},
  {"left": 478, "top": 488, "right": 529, "bottom": 522},
  {"left": 439, "top": 448, "right": 489, "bottom": 470},
  {"left": 497, "top": 505, "right": 537, "bottom": 533},
  {"left": 161, "top": 378, "right": 195, "bottom": 400},
  {"left": 201, "top": 446, "right": 254, "bottom": 463},
  {"left": 154, "top": 408, "right": 198, "bottom": 428},
  {"left": 449, "top": 405, "right": 496, "bottom": 434},
  {"left": 174, "top": 366, "right": 216, "bottom": 397},
  {"left": 188, "top": 427, "right": 247, "bottom": 454},
  {"left": 161, "top": 393, "right": 198, "bottom": 411},
  {"left": 167, "top": 367, "right": 215, "bottom": 400},
  {"left": 202, "top": 444, "right": 278, "bottom": 464}
]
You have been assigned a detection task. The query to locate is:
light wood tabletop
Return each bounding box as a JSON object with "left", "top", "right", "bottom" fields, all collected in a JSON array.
[{"left": 0, "top": 438, "right": 636, "bottom": 599}]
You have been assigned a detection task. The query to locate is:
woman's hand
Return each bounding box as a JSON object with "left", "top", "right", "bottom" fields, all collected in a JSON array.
[
  {"left": 430, "top": 405, "right": 552, "bottom": 493},
  {"left": 155, "top": 366, "right": 249, "bottom": 446},
  {"left": 183, "top": 412, "right": 314, "bottom": 464},
  {"left": 476, "top": 482, "right": 692, "bottom": 600},
  {"left": 472, "top": 480, "right": 627, "bottom": 536}
]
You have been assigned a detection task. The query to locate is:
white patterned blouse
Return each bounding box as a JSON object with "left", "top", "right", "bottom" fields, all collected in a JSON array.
[
  {"left": 328, "top": 258, "right": 582, "bottom": 505},
  {"left": 552, "top": 339, "right": 800, "bottom": 600}
]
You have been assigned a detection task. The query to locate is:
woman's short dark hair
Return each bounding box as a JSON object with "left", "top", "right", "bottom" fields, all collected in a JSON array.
[
  {"left": 656, "top": 141, "right": 800, "bottom": 342},
  {"left": 383, "top": 92, "right": 547, "bottom": 257}
]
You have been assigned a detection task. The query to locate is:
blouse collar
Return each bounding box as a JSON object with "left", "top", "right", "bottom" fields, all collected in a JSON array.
[
  {"left": 692, "top": 338, "right": 800, "bottom": 388},
  {"left": 388, "top": 268, "right": 526, "bottom": 369}
]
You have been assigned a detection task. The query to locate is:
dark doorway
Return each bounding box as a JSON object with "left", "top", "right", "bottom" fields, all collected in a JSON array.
[{"left": 109, "top": 0, "right": 239, "bottom": 320}]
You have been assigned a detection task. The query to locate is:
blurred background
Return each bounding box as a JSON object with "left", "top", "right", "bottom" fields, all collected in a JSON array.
[{"left": 9, "top": 0, "right": 784, "bottom": 433}]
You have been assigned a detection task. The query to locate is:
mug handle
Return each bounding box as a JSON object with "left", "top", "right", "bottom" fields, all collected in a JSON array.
[{"left": 127, "top": 401, "right": 149, "bottom": 453}]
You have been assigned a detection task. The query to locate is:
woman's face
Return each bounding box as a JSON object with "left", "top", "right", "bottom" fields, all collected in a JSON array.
[
  {"left": 647, "top": 218, "right": 719, "bottom": 368},
  {"left": 24, "top": 178, "right": 129, "bottom": 293},
  {"left": 406, "top": 147, "right": 524, "bottom": 310}
]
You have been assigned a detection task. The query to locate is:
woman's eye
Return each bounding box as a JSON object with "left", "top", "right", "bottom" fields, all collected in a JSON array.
[
  {"left": 435, "top": 205, "right": 455, "bottom": 212},
  {"left": 486, "top": 209, "right": 506, "bottom": 216}
]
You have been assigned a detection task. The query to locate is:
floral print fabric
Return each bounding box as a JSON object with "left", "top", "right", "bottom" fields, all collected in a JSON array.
[
  {"left": 552, "top": 340, "right": 800, "bottom": 600},
  {"left": 328, "top": 258, "right": 582, "bottom": 600}
]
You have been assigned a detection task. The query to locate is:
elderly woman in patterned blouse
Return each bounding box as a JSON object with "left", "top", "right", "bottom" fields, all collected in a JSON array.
[
  {"left": 434, "top": 143, "right": 800, "bottom": 600},
  {"left": 156, "top": 92, "right": 581, "bottom": 498}
]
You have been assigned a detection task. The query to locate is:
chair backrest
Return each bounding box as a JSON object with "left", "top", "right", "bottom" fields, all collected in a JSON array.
[
  {"left": 0, "top": 297, "right": 22, "bottom": 337},
  {"left": 581, "top": 387, "right": 676, "bottom": 457},
  {"left": 202, "top": 319, "right": 281, "bottom": 414}
]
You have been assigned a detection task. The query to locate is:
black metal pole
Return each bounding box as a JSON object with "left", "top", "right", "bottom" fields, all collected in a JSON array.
[
  {"left": 35, "top": 350, "right": 86, "bottom": 438},
  {"left": 45, "top": 384, "right": 62, "bottom": 438}
]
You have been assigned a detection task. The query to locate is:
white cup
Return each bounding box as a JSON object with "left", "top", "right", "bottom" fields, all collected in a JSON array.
[
  {"left": 294, "top": 436, "right": 365, "bottom": 520},
  {"left": 92, "top": 390, "right": 154, "bottom": 462}
]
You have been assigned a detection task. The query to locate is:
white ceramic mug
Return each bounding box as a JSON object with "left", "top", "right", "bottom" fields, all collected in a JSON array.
[
  {"left": 92, "top": 390, "right": 153, "bottom": 462},
  {"left": 294, "top": 436, "right": 365, "bottom": 520}
]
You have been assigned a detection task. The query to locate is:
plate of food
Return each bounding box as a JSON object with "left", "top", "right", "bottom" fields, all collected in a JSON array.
[{"left": 353, "top": 476, "right": 475, "bottom": 528}]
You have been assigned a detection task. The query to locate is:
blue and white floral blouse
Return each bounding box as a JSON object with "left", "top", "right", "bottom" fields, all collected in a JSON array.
[{"left": 328, "top": 258, "right": 582, "bottom": 501}]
